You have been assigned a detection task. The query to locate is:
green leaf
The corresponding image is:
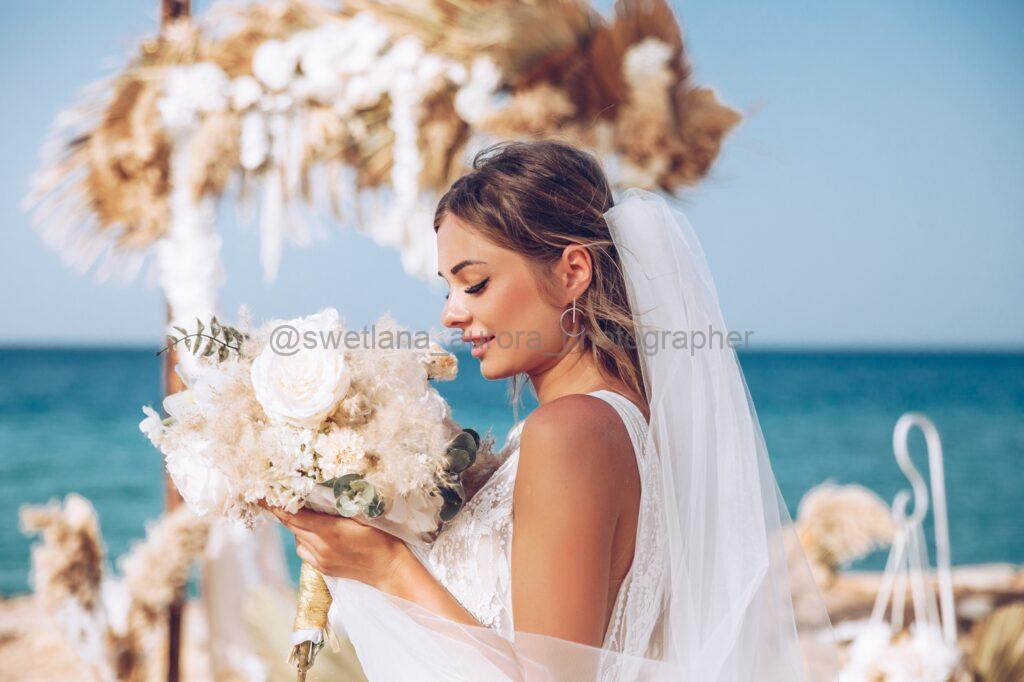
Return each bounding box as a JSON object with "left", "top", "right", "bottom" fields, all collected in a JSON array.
[
  {"left": 365, "top": 496, "right": 385, "bottom": 518},
  {"left": 448, "top": 431, "right": 478, "bottom": 454},
  {"left": 438, "top": 483, "right": 466, "bottom": 522},
  {"left": 183, "top": 336, "right": 193, "bottom": 352},
  {"left": 173, "top": 326, "right": 188, "bottom": 338},
  {"left": 218, "top": 344, "right": 229, "bottom": 362},
  {"left": 332, "top": 473, "right": 362, "bottom": 499},
  {"left": 195, "top": 318, "right": 204, "bottom": 337},
  {"left": 210, "top": 317, "right": 221, "bottom": 336},
  {"left": 462, "top": 428, "right": 481, "bottom": 448},
  {"left": 203, "top": 338, "right": 216, "bottom": 356},
  {"left": 445, "top": 447, "right": 473, "bottom": 473}
]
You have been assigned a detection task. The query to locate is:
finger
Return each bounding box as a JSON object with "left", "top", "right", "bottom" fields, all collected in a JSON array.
[
  {"left": 295, "top": 542, "right": 318, "bottom": 569},
  {"left": 279, "top": 507, "right": 337, "bottom": 533},
  {"left": 267, "top": 506, "right": 301, "bottom": 531}
]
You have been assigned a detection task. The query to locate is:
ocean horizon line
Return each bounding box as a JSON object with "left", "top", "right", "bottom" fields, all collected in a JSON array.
[{"left": 1, "top": 341, "right": 1021, "bottom": 355}]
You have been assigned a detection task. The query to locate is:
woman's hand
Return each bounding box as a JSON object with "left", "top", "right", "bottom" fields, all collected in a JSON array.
[{"left": 267, "top": 505, "right": 413, "bottom": 594}]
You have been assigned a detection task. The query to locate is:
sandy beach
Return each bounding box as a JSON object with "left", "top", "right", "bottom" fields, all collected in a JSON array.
[{"left": 2, "top": 563, "right": 1021, "bottom": 681}]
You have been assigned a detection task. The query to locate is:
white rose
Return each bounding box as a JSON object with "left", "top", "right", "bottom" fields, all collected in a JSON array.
[
  {"left": 250, "top": 309, "right": 352, "bottom": 429},
  {"left": 166, "top": 442, "right": 231, "bottom": 517}
]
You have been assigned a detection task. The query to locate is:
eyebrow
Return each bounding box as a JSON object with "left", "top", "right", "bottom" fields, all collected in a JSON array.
[{"left": 438, "top": 259, "right": 487, "bottom": 277}]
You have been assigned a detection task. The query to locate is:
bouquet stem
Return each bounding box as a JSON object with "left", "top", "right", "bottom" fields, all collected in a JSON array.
[{"left": 290, "top": 561, "right": 332, "bottom": 681}]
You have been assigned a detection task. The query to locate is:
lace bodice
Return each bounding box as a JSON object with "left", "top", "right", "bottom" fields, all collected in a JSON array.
[{"left": 413, "top": 390, "right": 665, "bottom": 661}]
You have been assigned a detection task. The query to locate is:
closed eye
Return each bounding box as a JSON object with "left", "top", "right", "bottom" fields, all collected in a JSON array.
[{"left": 443, "top": 277, "right": 490, "bottom": 300}]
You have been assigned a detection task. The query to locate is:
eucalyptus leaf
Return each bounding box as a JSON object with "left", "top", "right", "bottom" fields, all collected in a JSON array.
[
  {"left": 448, "top": 431, "right": 478, "bottom": 454},
  {"left": 365, "top": 496, "right": 385, "bottom": 518},
  {"left": 462, "top": 428, "right": 481, "bottom": 448},
  {"left": 445, "top": 447, "right": 473, "bottom": 473},
  {"left": 440, "top": 499, "right": 462, "bottom": 522},
  {"left": 332, "top": 473, "right": 362, "bottom": 496},
  {"left": 438, "top": 483, "right": 466, "bottom": 522}
]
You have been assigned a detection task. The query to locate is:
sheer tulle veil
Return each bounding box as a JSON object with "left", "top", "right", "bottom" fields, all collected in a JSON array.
[{"left": 319, "top": 188, "right": 840, "bottom": 680}]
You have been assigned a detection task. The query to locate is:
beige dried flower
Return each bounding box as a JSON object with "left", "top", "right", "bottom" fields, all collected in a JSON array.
[{"left": 795, "top": 481, "right": 896, "bottom": 588}]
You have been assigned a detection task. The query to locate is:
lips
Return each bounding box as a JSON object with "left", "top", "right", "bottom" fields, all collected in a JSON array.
[{"left": 463, "top": 334, "right": 495, "bottom": 359}]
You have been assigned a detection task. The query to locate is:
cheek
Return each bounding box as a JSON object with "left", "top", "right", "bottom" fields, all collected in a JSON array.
[{"left": 480, "top": 281, "right": 566, "bottom": 373}]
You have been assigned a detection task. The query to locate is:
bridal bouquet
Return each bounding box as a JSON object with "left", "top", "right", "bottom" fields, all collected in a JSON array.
[{"left": 138, "top": 307, "right": 486, "bottom": 679}]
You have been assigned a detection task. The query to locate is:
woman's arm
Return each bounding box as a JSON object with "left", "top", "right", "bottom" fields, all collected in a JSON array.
[
  {"left": 377, "top": 545, "right": 480, "bottom": 626},
  {"left": 268, "top": 507, "right": 480, "bottom": 627}
]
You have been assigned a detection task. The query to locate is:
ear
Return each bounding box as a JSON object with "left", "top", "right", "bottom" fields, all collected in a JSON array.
[{"left": 553, "top": 244, "right": 593, "bottom": 304}]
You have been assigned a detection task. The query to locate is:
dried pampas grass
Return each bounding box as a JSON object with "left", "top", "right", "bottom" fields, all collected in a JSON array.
[
  {"left": 20, "top": 494, "right": 105, "bottom": 615},
  {"left": 27, "top": 0, "right": 739, "bottom": 283},
  {"left": 968, "top": 603, "right": 1024, "bottom": 682},
  {"left": 20, "top": 495, "right": 210, "bottom": 682},
  {"left": 796, "top": 481, "right": 896, "bottom": 589}
]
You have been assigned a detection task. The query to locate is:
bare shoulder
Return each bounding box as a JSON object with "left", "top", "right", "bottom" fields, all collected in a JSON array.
[{"left": 516, "top": 394, "right": 638, "bottom": 499}]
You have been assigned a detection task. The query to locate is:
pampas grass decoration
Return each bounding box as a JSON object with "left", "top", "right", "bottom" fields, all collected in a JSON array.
[
  {"left": 20, "top": 496, "right": 210, "bottom": 682},
  {"left": 969, "top": 603, "right": 1024, "bottom": 682},
  {"left": 20, "top": 494, "right": 105, "bottom": 617},
  {"left": 796, "top": 481, "right": 896, "bottom": 589},
  {"left": 26, "top": 0, "right": 740, "bottom": 283}
]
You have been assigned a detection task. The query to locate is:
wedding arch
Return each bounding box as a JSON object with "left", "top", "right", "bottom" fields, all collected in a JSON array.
[{"left": 23, "top": 0, "right": 739, "bottom": 679}]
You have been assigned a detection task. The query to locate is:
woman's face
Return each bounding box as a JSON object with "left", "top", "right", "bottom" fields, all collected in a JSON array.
[{"left": 436, "top": 213, "right": 570, "bottom": 379}]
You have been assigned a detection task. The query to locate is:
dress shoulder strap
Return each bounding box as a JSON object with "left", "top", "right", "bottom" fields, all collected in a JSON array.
[{"left": 585, "top": 390, "right": 648, "bottom": 456}]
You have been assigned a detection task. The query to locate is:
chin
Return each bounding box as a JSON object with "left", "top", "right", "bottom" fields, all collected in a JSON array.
[
  {"left": 478, "top": 360, "right": 509, "bottom": 381},
  {"left": 477, "top": 351, "right": 517, "bottom": 381}
]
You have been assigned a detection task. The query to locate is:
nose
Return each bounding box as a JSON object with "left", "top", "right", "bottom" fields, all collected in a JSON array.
[{"left": 441, "top": 294, "right": 471, "bottom": 329}]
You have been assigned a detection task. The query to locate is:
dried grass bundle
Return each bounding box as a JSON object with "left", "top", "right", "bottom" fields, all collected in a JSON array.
[
  {"left": 20, "top": 495, "right": 210, "bottom": 682},
  {"left": 26, "top": 0, "right": 739, "bottom": 282},
  {"left": 796, "top": 481, "right": 897, "bottom": 589},
  {"left": 969, "top": 603, "right": 1024, "bottom": 682},
  {"left": 20, "top": 494, "right": 105, "bottom": 615}
]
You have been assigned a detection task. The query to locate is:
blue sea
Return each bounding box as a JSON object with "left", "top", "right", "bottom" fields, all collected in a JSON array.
[{"left": 1, "top": 347, "right": 1021, "bottom": 595}]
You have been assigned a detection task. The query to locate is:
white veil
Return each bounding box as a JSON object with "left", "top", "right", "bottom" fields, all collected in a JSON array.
[{"left": 319, "top": 188, "right": 839, "bottom": 680}]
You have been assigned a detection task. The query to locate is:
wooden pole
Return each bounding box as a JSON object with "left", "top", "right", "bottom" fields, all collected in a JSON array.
[
  {"left": 161, "top": 0, "right": 190, "bottom": 25},
  {"left": 159, "top": 6, "right": 190, "bottom": 682},
  {"left": 161, "top": 306, "right": 186, "bottom": 682}
]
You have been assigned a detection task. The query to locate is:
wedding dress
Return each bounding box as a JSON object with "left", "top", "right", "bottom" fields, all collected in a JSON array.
[
  {"left": 322, "top": 188, "right": 839, "bottom": 681},
  {"left": 411, "top": 389, "right": 665, "bottom": 660}
]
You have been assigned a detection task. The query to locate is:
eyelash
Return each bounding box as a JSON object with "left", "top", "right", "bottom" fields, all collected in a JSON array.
[{"left": 445, "top": 277, "right": 490, "bottom": 300}]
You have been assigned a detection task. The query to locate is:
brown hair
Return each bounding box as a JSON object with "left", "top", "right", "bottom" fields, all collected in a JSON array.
[{"left": 433, "top": 139, "right": 644, "bottom": 406}]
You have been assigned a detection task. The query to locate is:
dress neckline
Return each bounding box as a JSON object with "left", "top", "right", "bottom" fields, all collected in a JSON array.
[{"left": 507, "top": 389, "right": 647, "bottom": 437}]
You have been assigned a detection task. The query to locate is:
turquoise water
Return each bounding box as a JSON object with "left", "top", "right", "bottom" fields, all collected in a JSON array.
[{"left": 1, "top": 348, "right": 1021, "bottom": 595}]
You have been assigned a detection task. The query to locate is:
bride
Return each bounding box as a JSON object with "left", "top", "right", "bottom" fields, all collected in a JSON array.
[{"left": 270, "top": 140, "right": 838, "bottom": 680}]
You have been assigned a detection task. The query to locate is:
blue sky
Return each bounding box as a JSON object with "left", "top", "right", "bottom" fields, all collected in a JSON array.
[{"left": 1, "top": 1, "right": 1021, "bottom": 348}]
